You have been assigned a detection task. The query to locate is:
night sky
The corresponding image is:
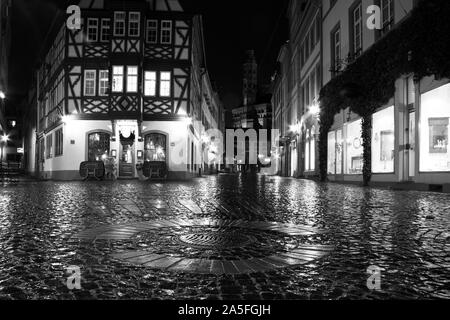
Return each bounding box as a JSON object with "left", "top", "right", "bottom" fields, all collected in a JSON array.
[{"left": 9, "top": 0, "right": 289, "bottom": 109}]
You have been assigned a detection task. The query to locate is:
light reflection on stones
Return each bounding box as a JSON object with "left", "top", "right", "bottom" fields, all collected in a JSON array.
[{"left": 0, "top": 177, "right": 448, "bottom": 299}]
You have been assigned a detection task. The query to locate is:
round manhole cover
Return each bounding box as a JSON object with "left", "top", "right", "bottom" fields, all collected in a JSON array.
[{"left": 176, "top": 230, "right": 255, "bottom": 249}]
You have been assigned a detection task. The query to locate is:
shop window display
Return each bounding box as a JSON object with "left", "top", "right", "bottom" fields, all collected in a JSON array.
[
  {"left": 345, "top": 119, "right": 363, "bottom": 175},
  {"left": 372, "top": 106, "right": 395, "bottom": 173},
  {"left": 420, "top": 84, "right": 450, "bottom": 172}
]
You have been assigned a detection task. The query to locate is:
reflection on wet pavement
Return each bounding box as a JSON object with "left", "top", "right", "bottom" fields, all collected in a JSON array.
[{"left": 0, "top": 175, "right": 449, "bottom": 299}]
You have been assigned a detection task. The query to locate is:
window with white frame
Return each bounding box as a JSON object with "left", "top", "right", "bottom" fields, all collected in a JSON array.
[
  {"left": 128, "top": 12, "right": 140, "bottom": 37},
  {"left": 112, "top": 66, "right": 124, "bottom": 92},
  {"left": 144, "top": 71, "right": 157, "bottom": 96},
  {"left": 352, "top": 3, "right": 362, "bottom": 56},
  {"left": 101, "top": 19, "right": 110, "bottom": 42},
  {"left": 160, "top": 72, "right": 171, "bottom": 97},
  {"left": 114, "top": 12, "right": 126, "bottom": 36},
  {"left": 99, "top": 70, "right": 109, "bottom": 96},
  {"left": 381, "top": 0, "right": 394, "bottom": 33},
  {"left": 161, "top": 20, "right": 172, "bottom": 44},
  {"left": 146, "top": 20, "right": 158, "bottom": 43},
  {"left": 127, "top": 66, "right": 138, "bottom": 93},
  {"left": 84, "top": 70, "right": 96, "bottom": 96},
  {"left": 87, "top": 18, "right": 98, "bottom": 42}
]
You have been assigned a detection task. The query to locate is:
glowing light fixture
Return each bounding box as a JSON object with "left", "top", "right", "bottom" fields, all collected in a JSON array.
[
  {"left": 309, "top": 103, "right": 320, "bottom": 115},
  {"left": 0, "top": 91, "right": 5, "bottom": 100},
  {"left": 1, "top": 134, "right": 8, "bottom": 143},
  {"left": 62, "top": 115, "right": 71, "bottom": 124}
]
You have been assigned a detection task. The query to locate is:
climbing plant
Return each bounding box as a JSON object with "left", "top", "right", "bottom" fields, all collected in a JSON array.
[{"left": 318, "top": 0, "right": 450, "bottom": 185}]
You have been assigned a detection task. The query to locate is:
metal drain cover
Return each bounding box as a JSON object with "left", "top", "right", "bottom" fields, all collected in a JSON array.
[{"left": 177, "top": 230, "right": 255, "bottom": 249}]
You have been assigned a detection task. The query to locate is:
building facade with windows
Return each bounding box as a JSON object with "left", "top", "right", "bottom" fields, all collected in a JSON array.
[
  {"left": 321, "top": 0, "right": 450, "bottom": 190},
  {"left": 271, "top": 43, "right": 290, "bottom": 176},
  {"left": 35, "top": 0, "right": 222, "bottom": 180},
  {"left": 271, "top": 0, "right": 322, "bottom": 178},
  {"left": 0, "top": 0, "right": 11, "bottom": 135}
]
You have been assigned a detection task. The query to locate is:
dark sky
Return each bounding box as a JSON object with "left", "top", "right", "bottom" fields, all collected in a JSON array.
[{"left": 9, "top": 0, "right": 289, "bottom": 109}]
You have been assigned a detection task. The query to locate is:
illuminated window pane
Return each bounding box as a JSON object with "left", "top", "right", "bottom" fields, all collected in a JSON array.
[
  {"left": 145, "top": 133, "right": 166, "bottom": 162},
  {"left": 420, "top": 83, "right": 450, "bottom": 172},
  {"left": 345, "top": 119, "right": 363, "bottom": 174},
  {"left": 328, "top": 131, "right": 336, "bottom": 174},
  {"left": 112, "top": 66, "right": 123, "bottom": 92},
  {"left": 84, "top": 70, "right": 96, "bottom": 96},
  {"left": 127, "top": 66, "right": 138, "bottom": 92},
  {"left": 144, "top": 71, "right": 156, "bottom": 96},
  {"left": 88, "top": 132, "right": 110, "bottom": 161},
  {"left": 160, "top": 72, "right": 171, "bottom": 97},
  {"left": 372, "top": 106, "right": 395, "bottom": 173}
]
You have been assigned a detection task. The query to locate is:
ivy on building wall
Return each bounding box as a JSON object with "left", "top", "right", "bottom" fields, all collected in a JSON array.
[{"left": 318, "top": 0, "right": 450, "bottom": 185}]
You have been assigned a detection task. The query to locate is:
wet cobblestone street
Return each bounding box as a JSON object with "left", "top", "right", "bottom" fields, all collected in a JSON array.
[{"left": 0, "top": 174, "right": 449, "bottom": 300}]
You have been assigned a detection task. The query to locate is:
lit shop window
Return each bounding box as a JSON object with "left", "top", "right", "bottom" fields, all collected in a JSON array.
[
  {"left": 305, "top": 127, "right": 316, "bottom": 171},
  {"left": 345, "top": 119, "right": 363, "bottom": 174},
  {"left": 328, "top": 129, "right": 343, "bottom": 174},
  {"left": 144, "top": 71, "right": 156, "bottom": 96},
  {"left": 420, "top": 84, "right": 450, "bottom": 172},
  {"left": 160, "top": 72, "right": 171, "bottom": 97},
  {"left": 327, "top": 131, "right": 336, "bottom": 174},
  {"left": 112, "top": 66, "right": 124, "bottom": 92},
  {"left": 88, "top": 132, "right": 110, "bottom": 161},
  {"left": 145, "top": 133, "right": 166, "bottom": 162},
  {"left": 336, "top": 129, "right": 343, "bottom": 174},
  {"left": 127, "top": 66, "right": 138, "bottom": 93},
  {"left": 305, "top": 130, "right": 310, "bottom": 172},
  {"left": 372, "top": 106, "right": 395, "bottom": 173}
]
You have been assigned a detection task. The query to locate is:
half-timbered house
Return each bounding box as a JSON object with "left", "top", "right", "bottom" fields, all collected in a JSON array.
[{"left": 35, "top": 0, "right": 221, "bottom": 180}]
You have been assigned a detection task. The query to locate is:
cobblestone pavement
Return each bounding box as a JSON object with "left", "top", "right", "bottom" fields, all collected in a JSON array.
[{"left": 0, "top": 174, "right": 449, "bottom": 300}]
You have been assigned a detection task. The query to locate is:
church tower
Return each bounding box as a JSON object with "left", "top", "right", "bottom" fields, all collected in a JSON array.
[{"left": 242, "top": 50, "right": 258, "bottom": 106}]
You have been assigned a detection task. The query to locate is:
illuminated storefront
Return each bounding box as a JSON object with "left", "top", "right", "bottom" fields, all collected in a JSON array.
[
  {"left": 419, "top": 83, "right": 450, "bottom": 173},
  {"left": 327, "top": 118, "right": 362, "bottom": 178},
  {"left": 372, "top": 106, "right": 395, "bottom": 174}
]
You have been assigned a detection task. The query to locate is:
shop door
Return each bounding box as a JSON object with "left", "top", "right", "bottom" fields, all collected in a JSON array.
[{"left": 119, "top": 142, "right": 135, "bottom": 177}]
